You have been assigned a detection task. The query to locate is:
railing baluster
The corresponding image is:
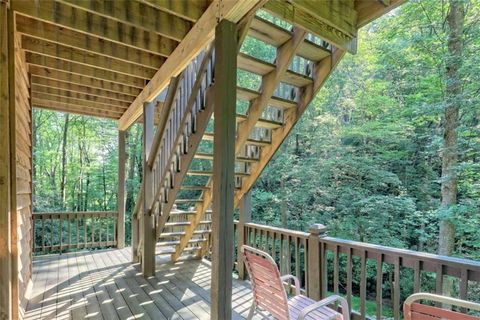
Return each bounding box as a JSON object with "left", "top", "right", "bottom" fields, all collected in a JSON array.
[
  {"left": 91, "top": 214, "right": 95, "bottom": 246},
  {"left": 460, "top": 269, "right": 468, "bottom": 312},
  {"left": 376, "top": 253, "right": 383, "bottom": 320},
  {"left": 413, "top": 260, "right": 421, "bottom": 293},
  {"left": 333, "top": 245, "right": 339, "bottom": 295},
  {"left": 295, "top": 237, "right": 300, "bottom": 286},
  {"left": 346, "top": 248, "right": 353, "bottom": 315},
  {"left": 393, "top": 257, "right": 401, "bottom": 320},
  {"left": 41, "top": 218, "right": 45, "bottom": 253},
  {"left": 360, "top": 250, "right": 367, "bottom": 320},
  {"left": 99, "top": 214, "right": 103, "bottom": 246}
]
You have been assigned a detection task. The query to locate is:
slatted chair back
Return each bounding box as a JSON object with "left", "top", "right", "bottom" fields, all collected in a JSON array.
[
  {"left": 241, "top": 245, "right": 290, "bottom": 320},
  {"left": 404, "top": 293, "right": 480, "bottom": 320}
]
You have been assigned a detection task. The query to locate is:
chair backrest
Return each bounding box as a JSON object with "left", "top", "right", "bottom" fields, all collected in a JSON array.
[
  {"left": 241, "top": 245, "right": 290, "bottom": 320},
  {"left": 404, "top": 293, "right": 480, "bottom": 320}
]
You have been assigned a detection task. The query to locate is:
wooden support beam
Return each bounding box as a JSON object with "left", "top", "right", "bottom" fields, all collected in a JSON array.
[
  {"left": 29, "top": 66, "right": 142, "bottom": 98},
  {"left": 118, "top": 0, "right": 266, "bottom": 130},
  {"left": 142, "top": 102, "right": 155, "bottom": 277},
  {"left": 211, "top": 19, "right": 237, "bottom": 320},
  {"left": 140, "top": 0, "right": 209, "bottom": 22},
  {"left": 59, "top": 0, "right": 192, "bottom": 42},
  {"left": 12, "top": 1, "right": 178, "bottom": 56},
  {"left": 117, "top": 130, "right": 126, "bottom": 249},
  {"left": 0, "top": 2, "right": 13, "bottom": 318},
  {"left": 15, "top": 15, "right": 165, "bottom": 68},
  {"left": 355, "top": 0, "right": 405, "bottom": 28},
  {"left": 31, "top": 92, "right": 127, "bottom": 114},
  {"left": 31, "top": 76, "right": 135, "bottom": 104},
  {"left": 237, "top": 190, "right": 252, "bottom": 280},
  {"left": 235, "top": 28, "right": 306, "bottom": 155},
  {"left": 264, "top": 1, "right": 358, "bottom": 54},
  {"left": 31, "top": 84, "right": 131, "bottom": 108},
  {"left": 21, "top": 36, "right": 157, "bottom": 80},
  {"left": 32, "top": 98, "right": 124, "bottom": 119},
  {"left": 25, "top": 52, "right": 146, "bottom": 88}
]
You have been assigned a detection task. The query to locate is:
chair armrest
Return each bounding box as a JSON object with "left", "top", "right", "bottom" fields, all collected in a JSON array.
[
  {"left": 280, "top": 274, "right": 301, "bottom": 296},
  {"left": 298, "top": 295, "right": 350, "bottom": 320}
]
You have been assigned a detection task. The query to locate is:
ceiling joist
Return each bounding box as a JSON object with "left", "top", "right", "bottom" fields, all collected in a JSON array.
[
  {"left": 118, "top": 0, "right": 268, "bottom": 130},
  {"left": 29, "top": 66, "right": 143, "bottom": 97},
  {"left": 26, "top": 52, "right": 147, "bottom": 88},
  {"left": 139, "top": 0, "right": 209, "bottom": 22},
  {"left": 22, "top": 36, "right": 157, "bottom": 80},
  {"left": 16, "top": 15, "right": 165, "bottom": 69},
  {"left": 31, "top": 76, "right": 135, "bottom": 104},
  {"left": 12, "top": 0, "right": 178, "bottom": 56},
  {"left": 31, "top": 84, "right": 131, "bottom": 108},
  {"left": 59, "top": 0, "right": 192, "bottom": 42}
]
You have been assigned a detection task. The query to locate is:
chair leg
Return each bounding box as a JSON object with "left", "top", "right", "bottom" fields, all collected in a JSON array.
[{"left": 247, "top": 302, "right": 256, "bottom": 320}]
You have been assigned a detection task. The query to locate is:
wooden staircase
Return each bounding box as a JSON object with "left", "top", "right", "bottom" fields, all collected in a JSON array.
[{"left": 133, "top": 13, "right": 347, "bottom": 263}]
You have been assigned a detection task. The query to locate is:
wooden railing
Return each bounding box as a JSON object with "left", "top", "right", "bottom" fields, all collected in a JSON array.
[
  {"left": 32, "top": 211, "right": 118, "bottom": 253},
  {"left": 131, "top": 46, "right": 215, "bottom": 264},
  {"left": 235, "top": 221, "right": 480, "bottom": 320}
]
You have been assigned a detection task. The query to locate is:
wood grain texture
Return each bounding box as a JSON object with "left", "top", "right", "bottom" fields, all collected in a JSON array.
[
  {"left": 211, "top": 19, "right": 237, "bottom": 320},
  {"left": 118, "top": 0, "right": 266, "bottom": 130},
  {"left": 0, "top": 3, "right": 13, "bottom": 319}
]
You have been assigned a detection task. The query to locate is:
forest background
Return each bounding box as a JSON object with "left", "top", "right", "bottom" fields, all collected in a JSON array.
[{"left": 32, "top": 0, "right": 480, "bottom": 264}]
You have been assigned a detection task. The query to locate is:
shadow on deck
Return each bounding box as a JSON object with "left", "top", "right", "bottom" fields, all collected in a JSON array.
[{"left": 25, "top": 248, "right": 255, "bottom": 319}]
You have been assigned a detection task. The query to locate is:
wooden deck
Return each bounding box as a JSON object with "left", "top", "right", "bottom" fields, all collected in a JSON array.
[{"left": 25, "top": 248, "right": 256, "bottom": 320}]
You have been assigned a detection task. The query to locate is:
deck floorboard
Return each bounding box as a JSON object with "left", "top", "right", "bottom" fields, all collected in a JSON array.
[{"left": 25, "top": 248, "right": 261, "bottom": 319}]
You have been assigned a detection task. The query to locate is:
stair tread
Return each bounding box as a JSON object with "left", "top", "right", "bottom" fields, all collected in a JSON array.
[
  {"left": 159, "top": 230, "right": 211, "bottom": 238},
  {"left": 203, "top": 132, "right": 271, "bottom": 146},
  {"left": 195, "top": 152, "right": 259, "bottom": 163},
  {"left": 157, "top": 239, "right": 206, "bottom": 246},
  {"left": 237, "top": 52, "right": 313, "bottom": 87},
  {"left": 175, "top": 199, "right": 203, "bottom": 203},
  {"left": 187, "top": 170, "right": 249, "bottom": 177},
  {"left": 165, "top": 221, "right": 191, "bottom": 226},
  {"left": 156, "top": 246, "right": 201, "bottom": 255},
  {"left": 237, "top": 86, "right": 296, "bottom": 110},
  {"left": 235, "top": 113, "right": 283, "bottom": 129},
  {"left": 180, "top": 185, "right": 210, "bottom": 190},
  {"left": 248, "top": 16, "right": 330, "bottom": 62}
]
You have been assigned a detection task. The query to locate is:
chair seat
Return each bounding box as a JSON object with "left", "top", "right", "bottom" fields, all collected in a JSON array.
[{"left": 288, "top": 295, "right": 343, "bottom": 320}]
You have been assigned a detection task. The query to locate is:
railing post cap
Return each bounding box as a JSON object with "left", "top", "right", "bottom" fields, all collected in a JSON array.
[{"left": 309, "top": 224, "right": 327, "bottom": 236}]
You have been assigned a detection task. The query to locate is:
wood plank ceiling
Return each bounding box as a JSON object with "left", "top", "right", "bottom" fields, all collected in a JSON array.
[
  {"left": 12, "top": 0, "right": 210, "bottom": 120},
  {"left": 12, "top": 0, "right": 403, "bottom": 123}
]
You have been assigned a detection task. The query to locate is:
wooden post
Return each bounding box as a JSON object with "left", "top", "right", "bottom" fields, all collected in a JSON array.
[
  {"left": 307, "top": 223, "right": 327, "bottom": 300},
  {"left": 211, "top": 19, "right": 237, "bottom": 320},
  {"left": 237, "top": 190, "right": 251, "bottom": 280},
  {"left": 117, "top": 130, "right": 126, "bottom": 248},
  {"left": 0, "top": 1, "right": 13, "bottom": 318},
  {"left": 142, "top": 102, "right": 155, "bottom": 277}
]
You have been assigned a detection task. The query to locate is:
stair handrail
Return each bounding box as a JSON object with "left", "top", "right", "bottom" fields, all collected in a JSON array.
[{"left": 147, "top": 44, "right": 215, "bottom": 216}]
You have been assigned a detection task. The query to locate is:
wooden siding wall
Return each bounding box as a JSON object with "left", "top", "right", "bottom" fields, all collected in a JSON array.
[{"left": 14, "top": 32, "right": 32, "bottom": 318}]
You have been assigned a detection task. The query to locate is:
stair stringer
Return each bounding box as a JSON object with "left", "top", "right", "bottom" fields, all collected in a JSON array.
[{"left": 174, "top": 48, "right": 346, "bottom": 260}]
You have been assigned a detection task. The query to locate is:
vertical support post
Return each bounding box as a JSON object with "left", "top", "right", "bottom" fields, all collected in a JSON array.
[
  {"left": 237, "top": 190, "right": 251, "bottom": 280},
  {"left": 0, "top": 1, "right": 13, "bottom": 318},
  {"left": 307, "top": 223, "right": 327, "bottom": 300},
  {"left": 142, "top": 102, "right": 155, "bottom": 277},
  {"left": 117, "top": 130, "right": 126, "bottom": 248},
  {"left": 211, "top": 19, "right": 237, "bottom": 320}
]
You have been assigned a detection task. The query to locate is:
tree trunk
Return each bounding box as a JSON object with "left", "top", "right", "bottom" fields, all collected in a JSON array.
[
  {"left": 439, "top": 0, "right": 465, "bottom": 299},
  {"left": 60, "top": 114, "right": 70, "bottom": 209},
  {"left": 280, "top": 179, "right": 288, "bottom": 228},
  {"left": 438, "top": 0, "right": 464, "bottom": 257},
  {"left": 125, "top": 130, "right": 137, "bottom": 214}
]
